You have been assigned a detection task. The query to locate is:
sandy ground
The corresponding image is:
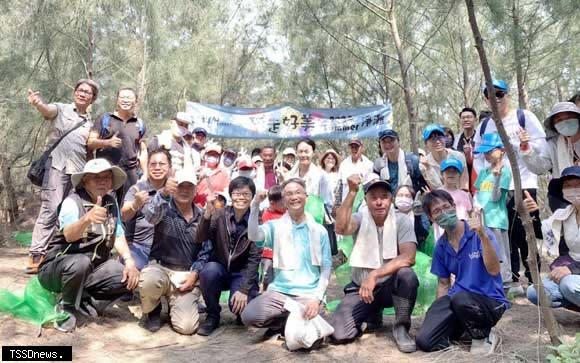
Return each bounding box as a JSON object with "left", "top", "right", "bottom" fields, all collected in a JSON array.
[{"left": 1, "top": 246, "right": 579, "bottom": 363}]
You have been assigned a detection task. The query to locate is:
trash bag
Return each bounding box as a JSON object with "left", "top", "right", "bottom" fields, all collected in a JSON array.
[
  {"left": 419, "top": 226, "right": 436, "bottom": 257},
  {"left": 13, "top": 231, "right": 33, "bottom": 247},
  {"left": 305, "top": 195, "right": 325, "bottom": 224},
  {"left": 0, "top": 277, "right": 68, "bottom": 326}
]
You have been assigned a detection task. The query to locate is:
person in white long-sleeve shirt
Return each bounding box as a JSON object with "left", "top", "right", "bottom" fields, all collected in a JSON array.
[
  {"left": 334, "top": 139, "right": 374, "bottom": 206},
  {"left": 473, "top": 79, "right": 546, "bottom": 288}
]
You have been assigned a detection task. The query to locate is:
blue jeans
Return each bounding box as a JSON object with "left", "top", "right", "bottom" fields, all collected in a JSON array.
[
  {"left": 199, "top": 261, "right": 259, "bottom": 320},
  {"left": 128, "top": 243, "right": 151, "bottom": 271},
  {"left": 527, "top": 275, "right": 580, "bottom": 308}
]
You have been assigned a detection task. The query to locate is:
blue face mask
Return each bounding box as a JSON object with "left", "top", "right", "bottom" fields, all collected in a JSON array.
[
  {"left": 435, "top": 210, "right": 458, "bottom": 230},
  {"left": 223, "top": 157, "right": 235, "bottom": 167},
  {"left": 554, "top": 118, "right": 579, "bottom": 137}
]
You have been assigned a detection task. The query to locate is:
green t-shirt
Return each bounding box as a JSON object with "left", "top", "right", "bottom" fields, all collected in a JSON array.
[{"left": 474, "top": 167, "right": 511, "bottom": 230}]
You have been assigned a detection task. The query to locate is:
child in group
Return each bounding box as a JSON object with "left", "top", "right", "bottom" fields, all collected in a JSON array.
[
  {"left": 259, "top": 185, "right": 285, "bottom": 291},
  {"left": 474, "top": 134, "right": 512, "bottom": 292},
  {"left": 434, "top": 158, "right": 473, "bottom": 239}
]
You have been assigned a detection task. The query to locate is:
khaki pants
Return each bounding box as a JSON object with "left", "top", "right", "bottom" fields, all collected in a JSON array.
[{"left": 139, "top": 263, "right": 201, "bottom": 335}]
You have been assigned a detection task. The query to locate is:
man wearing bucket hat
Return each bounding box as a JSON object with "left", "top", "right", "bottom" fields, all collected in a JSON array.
[
  {"left": 138, "top": 169, "right": 212, "bottom": 335},
  {"left": 520, "top": 102, "right": 580, "bottom": 210},
  {"left": 329, "top": 173, "right": 419, "bottom": 353},
  {"left": 27, "top": 79, "right": 99, "bottom": 274},
  {"left": 473, "top": 134, "right": 513, "bottom": 292},
  {"left": 473, "top": 79, "right": 546, "bottom": 287},
  {"left": 525, "top": 166, "right": 580, "bottom": 311},
  {"left": 421, "top": 124, "right": 469, "bottom": 191},
  {"left": 37, "top": 158, "right": 139, "bottom": 333},
  {"left": 146, "top": 112, "right": 199, "bottom": 173}
]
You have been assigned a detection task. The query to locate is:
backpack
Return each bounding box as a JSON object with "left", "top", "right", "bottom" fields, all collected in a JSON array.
[
  {"left": 100, "top": 112, "right": 146, "bottom": 139},
  {"left": 479, "top": 109, "right": 525, "bottom": 137}
]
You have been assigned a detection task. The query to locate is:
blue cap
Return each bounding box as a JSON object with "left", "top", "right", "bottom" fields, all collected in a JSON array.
[
  {"left": 474, "top": 133, "right": 504, "bottom": 154},
  {"left": 484, "top": 79, "right": 509, "bottom": 93},
  {"left": 192, "top": 127, "right": 207, "bottom": 135},
  {"left": 548, "top": 166, "right": 580, "bottom": 200},
  {"left": 422, "top": 124, "right": 445, "bottom": 141},
  {"left": 379, "top": 129, "right": 399, "bottom": 140},
  {"left": 440, "top": 158, "right": 464, "bottom": 174}
]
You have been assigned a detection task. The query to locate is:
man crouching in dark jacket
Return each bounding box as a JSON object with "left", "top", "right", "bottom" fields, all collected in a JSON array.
[{"left": 196, "top": 176, "right": 262, "bottom": 336}]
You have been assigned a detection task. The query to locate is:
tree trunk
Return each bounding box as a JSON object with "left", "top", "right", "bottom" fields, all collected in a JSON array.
[
  {"left": 459, "top": 32, "right": 470, "bottom": 107},
  {"left": 87, "top": 19, "right": 95, "bottom": 79},
  {"left": 0, "top": 157, "right": 19, "bottom": 225},
  {"left": 465, "top": 0, "right": 561, "bottom": 346},
  {"left": 512, "top": 0, "right": 530, "bottom": 109},
  {"left": 387, "top": 0, "right": 419, "bottom": 153}
]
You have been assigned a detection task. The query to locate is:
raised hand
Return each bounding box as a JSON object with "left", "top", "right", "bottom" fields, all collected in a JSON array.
[
  {"left": 518, "top": 127, "right": 530, "bottom": 148},
  {"left": 86, "top": 196, "right": 107, "bottom": 224},
  {"left": 133, "top": 186, "right": 150, "bottom": 210},
  {"left": 27, "top": 89, "right": 43, "bottom": 107},
  {"left": 109, "top": 132, "right": 122, "bottom": 149},
  {"left": 162, "top": 169, "right": 178, "bottom": 197},
  {"left": 523, "top": 190, "right": 539, "bottom": 213},
  {"left": 467, "top": 210, "right": 483, "bottom": 233},
  {"left": 347, "top": 174, "right": 362, "bottom": 193},
  {"left": 253, "top": 190, "right": 268, "bottom": 205}
]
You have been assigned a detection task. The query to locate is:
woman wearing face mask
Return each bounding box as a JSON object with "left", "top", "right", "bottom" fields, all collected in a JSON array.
[
  {"left": 320, "top": 149, "right": 341, "bottom": 202},
  {"left": 287, "top": 138, "right": 334, "bottom": 207},
  {"left": 194, "top": 143, "right": 231, "bottom": 208},
  {"left": 521, "top": 102, "right": 580, "bottom": 210},
  {"left": 526, "top": 166, "right": 580, "bottom": 311},
  {"left": 394, "top": 185, "right": 430, "bottom": 248}
]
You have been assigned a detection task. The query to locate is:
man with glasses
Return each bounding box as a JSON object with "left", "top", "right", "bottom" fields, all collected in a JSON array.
[
  {"left": 421, "top": 124, "right": 469, "bottom": 191},
  {"left": 416, "top": 190, "right": 509, "bottom": 355},
  {"left": 373, "top": 130, "right": 427, "bottom": 194},
  {"left": 244, "top": 178, "right": 332, "bottom": 343},
  {"left": 26, "top": 79, "right": 99, "bottom": 274},
  {"left": 121, "top": 148, "right": 172, "bottom": 270},
  {"left": 473, "top": 79, "right": 546, "bottom": 292},
  {"left": 335, "top": 139, "right": 374, "bottom": 205},
  {"left": 454, "top": 108, "right": 478, "bottom": 193},
  {"left": 88, "top": 87, "right": 146, "bottom": 201},
  {"left": 196, "top": 176, "right": 262, "bottom": 336}
]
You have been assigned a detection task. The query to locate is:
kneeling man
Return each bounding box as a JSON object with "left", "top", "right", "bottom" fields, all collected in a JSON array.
[
  {"left": 139, "top": 170, "right": 211, "bottom": 335},
  {"left": 243, "top": 178, "right": 332, "bottom": 342},
  {"left": 329, "top": 174, "right": 419, "bottom": 353},
  {"left": 416, "top": 190, "right": 509, "bottom": 355}
]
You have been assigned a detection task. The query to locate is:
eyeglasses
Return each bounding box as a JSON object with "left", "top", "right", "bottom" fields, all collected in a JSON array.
[
  {"left": 484, "top": 89, "right": 507, "bottom": 99},
  {"left": 231, "top": 191, "right": 252, "bottom": 199},
  {"left": 427, "top": 134, "right": 445, "bottom": 142},
  {"left": 430, "top": 204, "right": 454, "bottom": 217},
  {"left": 283, "top": 190, "right": 306, "bottom": 198},
  {"left": 149, "top": 162, "right": 168, "bottom": 167},
  {"left": 75, "top": 88, "right": 93, "bottom": 96}
]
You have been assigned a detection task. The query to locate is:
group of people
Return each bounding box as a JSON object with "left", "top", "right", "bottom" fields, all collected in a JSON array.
[{"left": 22, "top": 78, "right": 580, "bottom": 355}]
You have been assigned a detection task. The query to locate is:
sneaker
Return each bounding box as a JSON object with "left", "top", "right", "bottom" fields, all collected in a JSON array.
[
  {"left": 53, "top": 305, "right": 77, "bottom": 333},
  {"left": 25, "top": 255, "right": 44, "bottom": 274},
  {"left": 143, "top": 304, "right": 162, "bottom": 332},
  {"left": 470, "top": 329, "right": 500, "bottom": 355},
  {"left": 197, "top": 316, "right": 220, "bottom": 336}
]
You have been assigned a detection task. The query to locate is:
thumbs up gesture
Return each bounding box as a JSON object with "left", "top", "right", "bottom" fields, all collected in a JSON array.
[
  {"left": 523, "top": 190, "right": 539, "bottom": 213},
  {"left": 162, "top": 169, "right": 178, "bottom": 197},
  {"left": 86, "top": 196, "right": 108, "bottom": 224},
  {"left": 468, "top": 209, "right": 483, "bottom": 233},
  {"left": 133, "top": 186, "right": 150, "bottom": 210},
  {"left": 109, "top": 131, "right": 123, "bottom": 149}
]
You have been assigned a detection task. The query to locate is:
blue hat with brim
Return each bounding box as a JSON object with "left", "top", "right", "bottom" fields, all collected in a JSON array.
[
  {"left": 474, "top": 133, "right": 504, "bottom": 154},
  {"left": 483, "top": 79, "right": 509, "bottom": 93},
  {"left": 440, "top": 158, "right": 464, "bottom": 174},
  {"left": 548, "top": 166, "right": 580, "bottom": 200},
  {"left": 422, "top": 124, "right": 445, "bottom": 141}
]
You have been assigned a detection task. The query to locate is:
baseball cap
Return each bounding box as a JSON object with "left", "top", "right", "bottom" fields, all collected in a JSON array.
[
  {"left": 422, "top": 124, "right": 445, "bottom": 141},
  {"left": 543, "top": 102, "right": 580, "bottom": 132},
  {"left": 483, "top": 79, "right": 509, "bottom": 93},
  {"left": 282, "top": 147, "right": 296, "bottom": 156},
  {"left": 440, "top": 158, "right": 464, "bottom": 174},
  {"left": 238, "top": 158, "right": 256, "bottom": 170},
  {"left": 378, "top": 129, "right": 399, "bottom": 140},
  {"left": 348, "top": 139, "right": 363, "bottom": 146},
  {"left": 474, "top": 133, "right": 504, "bottom": 154},
  {"left": 175, "top": 112, "right": 193, "bottom": 124},
  {"left": 175, "top": 169, "right": 197, "bottom": 186},
  {"left": 363, "top": 173, "right": 390, "bottom": 194},
  {"left": 192, "top": 126, "right": 207, "bottom": 136},
  {"left": 205, "top": 143, "right": 222, "bottom": 154}
]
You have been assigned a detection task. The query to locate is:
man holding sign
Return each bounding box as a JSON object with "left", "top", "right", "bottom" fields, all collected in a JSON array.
[{"left": 139, "top": 169, "right": 211, "bottom": 335}]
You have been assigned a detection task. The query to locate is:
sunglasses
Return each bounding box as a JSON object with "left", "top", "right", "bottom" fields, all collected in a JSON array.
[{"left": 484, "top": 89, "right": 507, "bottom": 99}]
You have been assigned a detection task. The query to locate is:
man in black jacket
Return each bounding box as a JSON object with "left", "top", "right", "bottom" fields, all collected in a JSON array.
[{"left": 197, "top": 176, "right": 262, "bottom": 336}]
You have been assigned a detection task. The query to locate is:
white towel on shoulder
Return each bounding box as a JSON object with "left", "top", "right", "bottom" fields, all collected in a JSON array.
[
  {"left": 272, "top": 212, "right": 322, "bottom": 270},
  {"left": 349, "top": 206, "right": 398, "bottom": 269},
  {"left": 379, "top": 148, "right": 410, "bottom": 187}
]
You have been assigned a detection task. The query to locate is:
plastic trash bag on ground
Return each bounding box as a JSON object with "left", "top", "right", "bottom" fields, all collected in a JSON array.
[{"left": 283, "top": 298, "right": 334, "bottom": 351}]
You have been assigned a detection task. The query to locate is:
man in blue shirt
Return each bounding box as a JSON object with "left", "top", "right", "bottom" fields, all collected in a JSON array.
[
  {"left": 416, "top": 190, "right": 509, "bottom": 355},
  {"left": 243, "top": 178, "right": 332, "bottom": 344}
]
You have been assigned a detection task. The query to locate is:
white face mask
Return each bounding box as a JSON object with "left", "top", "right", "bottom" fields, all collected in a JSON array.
[
  {"left": 238, "top": 170, "right": 255, "bottom": 179},
  {"left": 205, "top": 155, "right": 219, "bottom": 166},
  {"left": 395, "top": 196, "right": 413, "bottom": 212},
  {"left": 554, "top": 118, "right": 579, "bottom": 137},
  {"left": 563, "top": 187, "right": 580, "bottom": 205},
  {"left": 172, "top": 123, "right": 189, "bottom": 138}
]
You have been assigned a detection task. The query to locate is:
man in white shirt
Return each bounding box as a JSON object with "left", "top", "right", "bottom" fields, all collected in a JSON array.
[
  {"left": 473, "top": 79, "right": 546, "bottom": 289},
  {"left": 334, "top": 139, "right": 374, "bottom": 207}
]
